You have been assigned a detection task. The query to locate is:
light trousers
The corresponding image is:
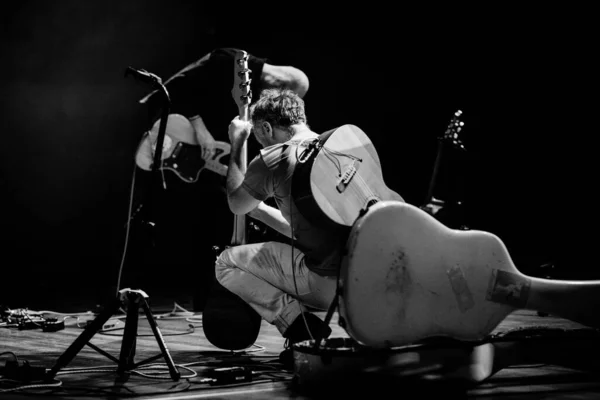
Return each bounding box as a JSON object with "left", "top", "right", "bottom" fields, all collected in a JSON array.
[{"left": 215, "top": 241, "right": 337, "bottom": 335}]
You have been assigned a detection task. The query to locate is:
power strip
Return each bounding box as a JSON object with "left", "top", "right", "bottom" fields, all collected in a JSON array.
[
  {"left": 42, "top": 318, "right": 65, "bottom": 332},
  {"left": 0, "top": 360, "right": 47, "bottom": 382},
  {"left": 17, "top": 320, "right": 41, "bottom": 330}
]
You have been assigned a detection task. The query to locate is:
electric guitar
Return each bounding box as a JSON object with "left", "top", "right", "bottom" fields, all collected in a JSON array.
[
  {"left": 421, "top": 109, "right": 466, "bottom": 217},
  {"left": 292, "top": 124, "right": 404, "bottom": 229},
  {"left": 135, "top": 113, "right": 230, "bottom": 182},
  {"left": 202, "top": 50, "right": 262, "bottom": 352},
  {"left": 229, "top": 50, "right": 252, "bottom": 245},
  {"left": 338, "top": 200, "right": 600, "bottom": 349}
]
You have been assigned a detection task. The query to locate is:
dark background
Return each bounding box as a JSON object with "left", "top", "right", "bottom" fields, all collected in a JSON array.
[{"left": 1, "top": 2, "right": 598, "bottom": 310}]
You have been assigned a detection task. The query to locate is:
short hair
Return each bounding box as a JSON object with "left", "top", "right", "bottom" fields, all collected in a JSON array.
[{"left": 250, "top": 89, "right": 307, "bottom": 132}]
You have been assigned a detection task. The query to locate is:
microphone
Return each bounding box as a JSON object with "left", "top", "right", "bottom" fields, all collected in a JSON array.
[{"left": 124, "top": 67, "right": 162, "bottom": 86}]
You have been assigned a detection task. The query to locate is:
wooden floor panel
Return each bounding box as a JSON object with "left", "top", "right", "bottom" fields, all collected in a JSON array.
[{"left": 2, "top": 300, "right": 600, "bottom": 399}]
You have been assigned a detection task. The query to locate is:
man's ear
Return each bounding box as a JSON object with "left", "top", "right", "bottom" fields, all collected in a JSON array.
[{"left": 263, "top": 121, "right": 274, "bottom": 138}]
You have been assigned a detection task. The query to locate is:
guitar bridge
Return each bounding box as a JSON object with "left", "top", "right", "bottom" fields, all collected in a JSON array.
[{"left": 336, "top": 161, "right": 358, "bottom": 193}]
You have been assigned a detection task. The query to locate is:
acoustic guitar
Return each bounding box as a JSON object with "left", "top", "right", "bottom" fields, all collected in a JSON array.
[
  {"left": 292, "top": 124, "right": 404, "bottom": 229},
  {"left": 338, "top": 200, "right": 600, "bottom": 349},
  {"left": 135, "top": 113, "right": 230, "bottom": 183}
]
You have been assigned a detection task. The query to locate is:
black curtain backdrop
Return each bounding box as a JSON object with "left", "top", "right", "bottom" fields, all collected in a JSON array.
[{"left": 1, "top": 2, "right": 598, "bottom": 309}]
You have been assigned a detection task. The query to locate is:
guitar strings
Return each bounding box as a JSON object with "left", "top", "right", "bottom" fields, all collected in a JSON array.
[
  {"left": 321, "top": 148, "right": 343, "bottom": 175},
  {"left": 354, "top": 174, "right": 377, "bottom": 201},
  {"left": 321, "top": 146, "right": 362, "bottom": 162}
]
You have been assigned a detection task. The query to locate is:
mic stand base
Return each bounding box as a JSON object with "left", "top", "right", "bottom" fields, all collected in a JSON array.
[{"left": 45, "top": 288, "right": 180, "bottom": 382}]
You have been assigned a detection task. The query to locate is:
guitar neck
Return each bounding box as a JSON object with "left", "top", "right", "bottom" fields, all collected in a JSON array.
[
  {"left": 423, "top": 110, "right": 464, "bottom": 207},
  {"left": 237, "top": 107, "right": 249, "bottom": 172},
  {"left": 231, "top": 134, "right": 248, "bottom": 245},
  {"left": 525, "top": 276, "right": 600, "bottom": 329},
  {"left": 231, "top": 50, "right": 251, "bottom": 246},
  {"left": 423, "top": 137, "right": 445, "bottom": 206}
]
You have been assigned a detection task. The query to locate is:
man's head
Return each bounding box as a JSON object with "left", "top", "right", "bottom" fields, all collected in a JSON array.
[{"left": 250, "top": 89, "right": 308, "bottom": 147}]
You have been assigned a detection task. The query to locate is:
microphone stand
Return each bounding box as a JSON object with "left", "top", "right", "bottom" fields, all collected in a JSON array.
[
  {"left": 146, "top": 79, "right": 171, "bottom": 229},
  {"left": 125, "top": 67, "right": 171, "bottom": 233},
  {"left": 47, "top": 70, "right": 181, "bottom": 384}
]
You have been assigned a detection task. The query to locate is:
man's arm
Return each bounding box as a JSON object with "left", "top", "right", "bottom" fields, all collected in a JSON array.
[
  {"left": 190, "top": 115, "right": 217, "bottom": 160},
  {"left": 260, "top": 64, "right": 310, "bottom": 99},
  {"left": 248, "top": 202, "right": 293, "bottom": 239},
  {"left": 226, "top": 117, "right": 261, "bottom": 215},
  {"left": 227, "top": 146, "right": 294, "bottom": 238},
  {"left": 226, "top": 117, "right": 292, "bottom": 238}
]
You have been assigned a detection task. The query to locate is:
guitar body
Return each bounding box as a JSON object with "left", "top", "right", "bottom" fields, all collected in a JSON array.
[
  {"left": 135, "top": 113, "right": 229, "bottom": 182},
  {"left": 293, "top": 124, "right": 404, "bottom": 229},
  {"left": 339, "top": 200, "right": 600, "bottom": 349}
]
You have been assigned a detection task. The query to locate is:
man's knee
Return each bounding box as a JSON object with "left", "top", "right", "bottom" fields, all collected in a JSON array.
[{"left": 214, "top": 248, "right": 233, "bottom": 286}]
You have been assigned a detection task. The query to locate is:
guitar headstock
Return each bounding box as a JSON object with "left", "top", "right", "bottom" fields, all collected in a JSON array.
[
  {"left": 232, "top": 50, "right": 252, "bottom": 121},
  {"left": 442, "top": 109, "right": 466, "bottom": 151}
]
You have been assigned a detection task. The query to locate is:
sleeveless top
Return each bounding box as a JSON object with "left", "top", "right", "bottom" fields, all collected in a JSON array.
[{"left": 242, "top": 136, "right": 348, "bottom": 276}]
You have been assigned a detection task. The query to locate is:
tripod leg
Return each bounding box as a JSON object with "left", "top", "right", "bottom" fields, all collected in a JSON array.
[
  {"left": 117, "top": 291, "right": 140, "bottom": 376},
  {"left": 140, "top": 298, "right": 180, "bottom": 381},
  {"left": 46, "top": 295, "right": 122, "bottom": 381}
]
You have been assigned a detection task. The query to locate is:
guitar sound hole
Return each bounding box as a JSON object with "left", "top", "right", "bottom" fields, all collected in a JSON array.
[
  {"left": 366, "top": 199, "right": 379, "bottom": 208},
  {"left": 358, "top": 199, "right": 380, "bottom": 219}
]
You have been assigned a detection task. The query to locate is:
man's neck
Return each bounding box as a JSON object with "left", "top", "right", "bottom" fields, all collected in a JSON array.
[{"left": 289, "top": 124, "right": 315, "bottom": 139}]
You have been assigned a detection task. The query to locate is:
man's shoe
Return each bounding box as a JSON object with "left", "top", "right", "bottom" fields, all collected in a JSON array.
[
  {"left": 283, "top": 312, "right": 332, "bottom": 344},
  {"left": 279, "top": 339, "right": 294, "bottom": 370},
  {"left": 278, "top": 312, "right": 332, "bottom": 370}
]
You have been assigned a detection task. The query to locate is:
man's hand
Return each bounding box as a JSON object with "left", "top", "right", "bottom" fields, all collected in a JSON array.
[
  {"left": 248, "top": 202, "right": 294, "bottom": 239},
  {"left": 199, "top": 136, "right": 217, "bottom": 160},
  {"left": 228, "top": 116, "right": 252, "bottom": 145},
  {"left": 189, "top": 115, "right": 217, "bottom": 160}
]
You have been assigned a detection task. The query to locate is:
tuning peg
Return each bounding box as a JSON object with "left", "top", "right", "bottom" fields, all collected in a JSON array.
[
  {"left": 237, "top": 68, "right": 252, "bottom": 77},
  {"left": 235, "top": 55, "right": 249, "bottom": 65},
  {"left": 241, "top": 94, "right": 252, "bottom": 103}
]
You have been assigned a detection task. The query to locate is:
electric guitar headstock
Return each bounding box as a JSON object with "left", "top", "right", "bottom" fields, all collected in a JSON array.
[
  {"left": 442, "top": 109, "right": 466, "bottom": 151},
  {"left": 232, "top": 50, "right": 252, "bottom": 122}
]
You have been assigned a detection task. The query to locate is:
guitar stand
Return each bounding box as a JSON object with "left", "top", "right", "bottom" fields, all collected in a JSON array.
[{"left": 45, "top": 288, "right": 180, "bottom": 382}]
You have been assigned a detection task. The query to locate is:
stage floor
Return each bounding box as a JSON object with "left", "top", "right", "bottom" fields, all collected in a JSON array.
[{"left": 1, "top": 294, "right": 600, "bottom": 399}]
